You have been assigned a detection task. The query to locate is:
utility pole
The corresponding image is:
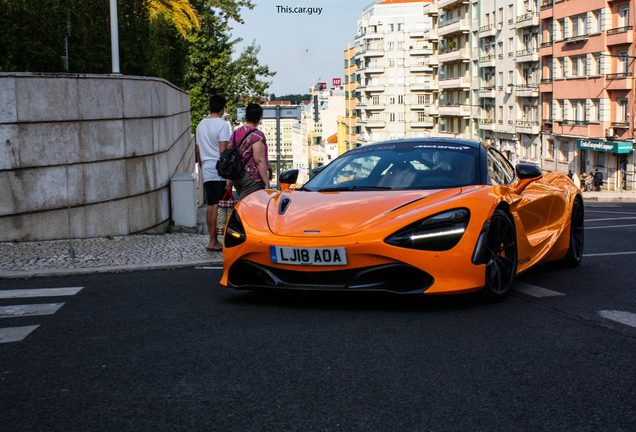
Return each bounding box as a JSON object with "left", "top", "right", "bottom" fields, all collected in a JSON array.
[{"left": 109, "top": 0, "right": 120, "bottom": 74}]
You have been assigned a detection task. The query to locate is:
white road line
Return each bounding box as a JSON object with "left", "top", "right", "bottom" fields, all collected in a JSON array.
[
  {"left": 0, "top": 325, "right": 40, "bottom": 343},
  {"left": 513, "top": 282, "right": 565, "bottom": 298},
  {"left": 0, "top": 287, "right": 83, "bottom": 299},
  {"left": 585, "top": 210, "right": 636, "bottom": 215},
  {"left": 585, "top": 224, "right": 636, "bottom": 230},
  {"left": 585, "top": 216, "right": 636, "bottom": 222},
  {"left": 0, "top": 303, "right": 64, "bottom": 319},
  {"left": 195, "top": 267, "right": 224, "bottom": 270},
  {"left": 598, "top": 311, "right": 636, "bottom": 329},
  {"left": 583, "top": 251, "right": 636, "bottom": 257}
]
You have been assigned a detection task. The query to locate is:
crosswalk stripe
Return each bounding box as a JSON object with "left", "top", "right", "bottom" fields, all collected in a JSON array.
[
  {"left": 513, "top": 282, "right": 565, "bottom": 297},
  {"left": 0, "top": 287, "right": 83, "bottom": 299},
  {"left": 0, "top": 325, "right": 40, "bottom": 343},
  {"left": 598, "top": 310, "right": 636, "bottom": 328},
  {"left": 0, "top": 303, "right": 65, "bottom": 319}
]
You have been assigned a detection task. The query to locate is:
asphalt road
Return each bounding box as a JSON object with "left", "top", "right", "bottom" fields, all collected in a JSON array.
[{"left": 1, "top": 202, "right": 635, "bottom": 432}]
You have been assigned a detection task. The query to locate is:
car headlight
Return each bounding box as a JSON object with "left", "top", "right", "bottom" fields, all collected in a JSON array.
[
  {"left": 224, "top": 210, "right": 246, "bottom": 248},
  {"left": 385, "top": 208, "right": 470, "bottom": 251}
]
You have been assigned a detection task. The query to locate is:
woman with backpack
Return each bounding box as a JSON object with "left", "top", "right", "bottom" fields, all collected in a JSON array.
[{"left": 228, "top": 103, "right": 271, "bottom": 200}]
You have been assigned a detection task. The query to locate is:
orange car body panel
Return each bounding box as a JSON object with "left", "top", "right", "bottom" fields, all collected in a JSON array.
[{"left": 220, "top": 171, "right": 581, "bottom": 295}]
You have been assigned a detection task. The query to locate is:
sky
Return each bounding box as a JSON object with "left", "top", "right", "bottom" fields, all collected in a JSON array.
[{"left": 231, "top": 0, "right": 376, "bottom": 96}]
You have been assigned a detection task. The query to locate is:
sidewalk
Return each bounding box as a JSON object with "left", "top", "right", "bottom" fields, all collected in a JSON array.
[{"left": 1, "top": 191, "right": 635, "bottom": 279}]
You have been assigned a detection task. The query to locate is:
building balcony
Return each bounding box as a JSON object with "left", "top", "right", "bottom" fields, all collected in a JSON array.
[
  {"left": 479, "top": 86, "right": 496, "bottom": 98},
  {"left": 438, "top": 76, "right": 471, "bottom": 89},
  {"left": 540, "top": 79, "right": 553, "bottom": 93},
  {"left": 479, "top": 118, "right": 496, "bottom": 130},
  {"left": 364, "top": 66, "right": 385, "bottom": 74},
  {"left": 479, "top": 24, "right": 497, "bottom": 38},
  {"left": 516, "top": 48, "right": 539, "bottom": 62},
  {"left": 364, "top": 85, "right": 385, "bottom": 92},
  {"left": 424, "top": 29, "right": 438, "bottom": 41},
  {"left": 365, "top": 104, "right": 385, "bottom": 111},
  {"left": 437, "top": 131, "right": 471, "bottom": 139},
  {"left": 479, "top": 54, "right": 496, "bottom": 67},
  {"left": 362, "top": 33, "right": 384, "bottom": 41},
  {"left": 516, "top": 120, "right": 541, "bottom": 135},
  {"left": 516, "top": 84, "right": 540, "bottom": 97},
  {"left": 362, "top": 49, "right": 384, "bottom": 58},
  {"left": 423, "top": 55, "right": 439, "bottom": 67},
  {"left": 611, "top": 121, "right": 630, "bottom": 129},
  {"left": 410, "top": 118, "right": 435, "bottom": 128},
  {"left": 439, "top": 48, "right": 470, "bottom": 63},
  {"left": 606, "top": 73, "right": 633, "bottom": 90},
  {"left": 516, "top": 12, "right": 540, "bottom": 29},
  {"left": 540, "top": 2, "right": 553, "bottom": 19},
  {"left": 425, "top": 105, "right": 439, "bottom": 116},
  {"left": 410, "top": 64, "right": 433, "bottom": 73},
  {"left": 409, "top": 31, "right": 425, "bottom": 39},
  {"left": 607, "top": 26, "right": 634, "bottom": 46},
  {"left": 410, "top": 47, "right": 434, "bottom": 56},
  {"left": 423, "top": 2, "right": 438, "bottom": 16},
  {"left": 540, "top": 41, "right": 553, "bottom": 56},
  {"left": 439, "top": 104, "right": 471, "bottom": 117},
  {"left": 365, "top": 120, "right": 386, "bottom": 128},
  {"left": 409, "top": 104, "right": 430, "bottom": 111},
  {"left": 562, "top": 34, "right": 589, "bottom": 44},
  {"left": 438, "top": 0, "right": 469, "bottom": 9},
  {"left": 438, "top": 18, "right": 470, "bottom": 37},
  {"left": 410, "top": 81, "right": 437, "bottom": 91}
]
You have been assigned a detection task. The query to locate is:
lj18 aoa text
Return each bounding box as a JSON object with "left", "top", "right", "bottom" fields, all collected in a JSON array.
[{"left": 276, "top": 6, "right": 323, "bottom": 15}]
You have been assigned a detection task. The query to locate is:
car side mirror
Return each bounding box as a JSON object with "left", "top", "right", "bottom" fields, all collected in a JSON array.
[
  {"left": 514, "top": 164, "right": 542, "bottom": 194},
  {"left": 280, "top": 169, "right": 299, "bottom": 191},
  {"left": 516, "top": 164, "right": 542, "bottom": 180}
]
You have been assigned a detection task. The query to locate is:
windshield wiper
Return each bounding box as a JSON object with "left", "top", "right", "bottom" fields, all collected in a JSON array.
[{"left": 317, "top": 185, "right": 392, "bottom": 192}]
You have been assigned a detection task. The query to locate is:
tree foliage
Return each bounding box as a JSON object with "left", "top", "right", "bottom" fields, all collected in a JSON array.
[{"left": 0, "top": 0, "right": 275, "bottom": 131}]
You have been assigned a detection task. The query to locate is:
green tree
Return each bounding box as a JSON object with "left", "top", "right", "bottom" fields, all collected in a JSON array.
[{"left": 147, "top": 0, "right": 200, "bottom": 37}]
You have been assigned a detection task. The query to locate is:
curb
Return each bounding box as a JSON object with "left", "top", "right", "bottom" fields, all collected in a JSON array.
[
  {"left": 583, "top": 196, "right": 636, "bottom": 203},
  {"left": 0, "top": 259, "right": 224, "bottom": 280}
]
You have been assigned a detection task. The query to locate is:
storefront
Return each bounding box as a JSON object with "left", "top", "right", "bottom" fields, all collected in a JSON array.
[{"left": 576, "top": 140, "right": 635, "bottom": 191}]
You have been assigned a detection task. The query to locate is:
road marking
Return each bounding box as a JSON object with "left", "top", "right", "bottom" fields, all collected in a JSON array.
[
  {"left": 585, "top": 216, "right": 636, "bottom": 222},
  {"left": 583, "top": 251, "right": 636, "bottom": 257},
  {"left": 0, "top": 303, "right": 64, "bottom": 319},
  {"left": 513, "top": 282, "right": 565, "bottom": 297},
  {"left": 0, "top": 287, "right": 83, "bottom": 299},
  {"left": 0, "top": 325, "right": 40, "bottom": 343},
  {"left": 195, "top": 266, "right": 223, "bottom": 270},
  {"left": 585, "top": 210, "right": 636, "bottom": 215},
  {"left": 599, "top": 311, "right": 636, "bottom": 329},
  {"left": 585, "top": 224, "right": 636, "bottom": 230}
]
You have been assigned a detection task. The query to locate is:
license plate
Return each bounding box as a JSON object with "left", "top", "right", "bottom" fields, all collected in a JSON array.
[{"left": 270, "top": 246, "right": 347, "bottom": 266}]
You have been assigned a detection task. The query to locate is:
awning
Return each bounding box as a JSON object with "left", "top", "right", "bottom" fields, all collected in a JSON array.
[{"left": 577, "top": 140, "right": 633, "bottom": 154}]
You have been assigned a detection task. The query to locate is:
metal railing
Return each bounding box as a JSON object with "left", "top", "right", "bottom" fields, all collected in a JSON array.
[{"left": 607, "top": 25, "right": 633, "bottom": 35}]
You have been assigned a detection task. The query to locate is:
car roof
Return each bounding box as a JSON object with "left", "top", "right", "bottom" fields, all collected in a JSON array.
[{"left": 354, "top": 138, "right": 482, "bottom": 152}]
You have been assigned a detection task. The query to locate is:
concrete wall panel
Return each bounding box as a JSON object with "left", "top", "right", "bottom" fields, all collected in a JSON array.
[
  {"left": 19, "top": 122, "right": 81, "bottom": 167},
  {"left": 83, "top": 160, "right": 127, "bottom": 203},
  {"left": 15, "top": 77, "right": 79, "bottom": 122},
  {"left": 78, "top": 78, "right": 124, "bottom": 120},
  {"left": 125, "top": 155, "right": 155, "bottom": 196},
  {"left": 123, "top": 79, "right": 153, "bottom": 119},
  {"left": 128, "top": 192, "right": 157, "bottom": 233},
  {"left": 80, "top": 120, "right": 125, "bottom": 161},
  {"left": 156, "top": 186, "right": 171, "bottom": 223},
  {"left": 124, "top": 118, "right": 154, "bottom": 157},
  {"left": 0, "top": 124, "right": 20, "bottom": 170},
  {"left": 83, "top": 199, "right": 129, "bottom": 238},
  {"left": 0, "top": 77, "right": 17, "bottom": 124}
]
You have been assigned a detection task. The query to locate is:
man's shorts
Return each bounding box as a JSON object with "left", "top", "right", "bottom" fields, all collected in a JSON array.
[{"left": 204, "top": 181, "right": 226, "bottom": 205}]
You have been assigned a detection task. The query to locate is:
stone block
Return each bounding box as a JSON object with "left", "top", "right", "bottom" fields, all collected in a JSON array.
[
  {"left": 123, "top": 79, "right": 153, "bottom": 119},
  {"left": 156, "top": 186, "right": 171, "bottom": 223},
  {"left": 83, "top": 199, "right": 129, "bottom": 237},
  {"left": 83, "top": 160, "right": 127, "bottom": 203},
  {"left": 0, "top": 206, "right": 87, "bottom": 242},
  {"left": 15, "top": 77, "right": 79, "bottom": 122},
  {"left": 0, "top": 165, "right": 84, "bottom": 215},
  {"left": 154, "top": 151, "right": 170, "bottom": 188},
  {"left": 19, "top": 122, "right": 81, "bottom": 167},
  {"left": 80, "top": 119, "right": 125, "bottom": 162},
  {"left": 152, "top": 117, "right": 171, "bottom": 153},
  {"left": 0, "top": 77, "right": 17, "bottom": 124},
  {"left": 0, "top": 125, "right": 20, "bottom": 170},
  {"left": 78, "top": 78, "right": 124, "bottom": 120},
  {"left": 128, "top": 191, "right": 157, "bottom": 233},
  {"left": 125, "top": 155, "right": 155, "bottom": 196},
  {"left": 151, "top": 81, "right": 168, "bottom": 117},
  {"left": 124, "top": 118, "right": 154, "bottom": 157}
]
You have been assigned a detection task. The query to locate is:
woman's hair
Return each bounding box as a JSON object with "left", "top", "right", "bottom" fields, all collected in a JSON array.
[{"left": 245, "top": 103, "right": 263, "bottom": 123}]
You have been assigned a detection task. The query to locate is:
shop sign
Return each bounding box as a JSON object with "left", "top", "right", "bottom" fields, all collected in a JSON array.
[{"left": 576, "top": 139, "right": 633, "bottom": 154}]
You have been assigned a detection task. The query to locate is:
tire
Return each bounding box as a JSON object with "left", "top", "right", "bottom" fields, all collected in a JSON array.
[
  {"left": 557, "top": 199, "right": 584, "bottom": 267},
  {"left": 480, "top": 209, "right": 518, "bottom": 302}
]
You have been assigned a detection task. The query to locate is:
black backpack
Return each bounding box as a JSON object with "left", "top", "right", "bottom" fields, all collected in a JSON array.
[
  {"left": 216, "top": 129, "right": 257, "bottom": 180},
  {"left": 595, "top": 171, "right": 603, "bottom": 181}
]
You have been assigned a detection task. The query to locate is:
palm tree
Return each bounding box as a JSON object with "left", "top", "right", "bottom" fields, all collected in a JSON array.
[{"left": 147, "top": 0, "right": 200, "bottom": 37}]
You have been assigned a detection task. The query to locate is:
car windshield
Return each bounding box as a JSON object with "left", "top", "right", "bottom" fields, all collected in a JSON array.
[{"left": 302, "top": 141, "right": 480, "bottom": 192}]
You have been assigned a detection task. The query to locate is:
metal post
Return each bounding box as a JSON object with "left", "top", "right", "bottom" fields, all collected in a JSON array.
[
  {"left": 276, "top": 105, "right": 281, "bottom": 190},
  {"left": 109, "top": 0, "right": 120, "bottom": 74}
]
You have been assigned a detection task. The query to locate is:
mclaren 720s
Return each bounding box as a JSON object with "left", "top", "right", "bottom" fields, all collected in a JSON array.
[{"left": 220, "top": 138, "right": 583, "bottom": 301}]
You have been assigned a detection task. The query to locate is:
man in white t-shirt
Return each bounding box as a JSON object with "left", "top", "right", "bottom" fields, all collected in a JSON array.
[{"left": 196, "top": 95, "right": 231, "bottom": 252}]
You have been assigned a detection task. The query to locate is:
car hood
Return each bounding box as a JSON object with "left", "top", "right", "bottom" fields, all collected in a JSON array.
[{"left": 266, "top": 188, "right": 461, "bottom": 237}]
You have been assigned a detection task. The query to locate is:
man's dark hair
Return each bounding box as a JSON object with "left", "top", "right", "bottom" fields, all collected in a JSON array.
[
  {"left": 209, "top": 95, "right": 226, "bottom": 114},
  {"left": 245, "top": 103, "right": 263, "bottom": 123}
]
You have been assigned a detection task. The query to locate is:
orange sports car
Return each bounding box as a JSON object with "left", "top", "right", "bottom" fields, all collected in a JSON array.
[{"left": 220, "top": 138, "right": 583, "bottom": 301}]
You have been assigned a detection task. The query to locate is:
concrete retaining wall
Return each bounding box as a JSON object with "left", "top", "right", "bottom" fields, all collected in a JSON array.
[{"left": 0, "top": 73, "right": 195, "bottom": 241}]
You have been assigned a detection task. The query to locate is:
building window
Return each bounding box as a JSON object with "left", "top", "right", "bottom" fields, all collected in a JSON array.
[
  {"left": 592, "top": 99, "right": 600, "bottom": 122},
  {"left": 593, "top": 54, "right": 601, "bottom": 75},
  {"left": 618, "top": 99, "right": 629, "bottom": 122},
  {"left": 619, "top": 5, "right": 630, "bottom": 28},
  {"left": 546, "top": 140, "right": 554, "bottom": 159},
  {"left": 559, "top": 142, "right": 569, "bottom": 162},
  {"left": 597, "top": 151, "right": 605, "bottom": 167},
  {"left": 398, "top": 95, "right": 404, "bottom": 104},
  {"left": 389, "top": 113, "right": 396, "bottom": 121}
]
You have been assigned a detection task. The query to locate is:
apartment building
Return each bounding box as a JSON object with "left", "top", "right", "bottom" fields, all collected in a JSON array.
[
  {"left": 540, "top": 0, "right": 635, "bottom": 189},
  {"left": 353, "top": 0, "right": 436, "bottom": 143},
  {"left": 477, "top": 0, "right": 541, "bottom": 164},
  {"left": 344, "top": 43, "right": 360, "bottom": 153}
]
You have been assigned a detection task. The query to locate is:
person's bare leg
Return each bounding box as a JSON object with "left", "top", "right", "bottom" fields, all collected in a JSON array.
[{"left": 206, "top": 204, "right": 222, "bottom": 250}]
